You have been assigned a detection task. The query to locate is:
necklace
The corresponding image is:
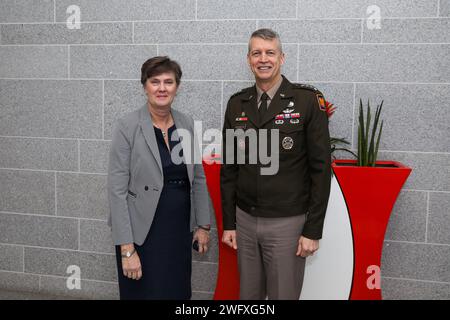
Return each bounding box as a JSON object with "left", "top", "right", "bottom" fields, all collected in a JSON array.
[
  {"left": 149, "top": 108, "right": 171, "bottom": 139},
  {"left": 153, "top": 123, "right": 167, "bottom": 137}
]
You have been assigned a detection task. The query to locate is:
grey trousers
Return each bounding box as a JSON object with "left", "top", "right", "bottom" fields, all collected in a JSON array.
[{"left": 236, "top": 206, "right": 307, "bottom": 300}]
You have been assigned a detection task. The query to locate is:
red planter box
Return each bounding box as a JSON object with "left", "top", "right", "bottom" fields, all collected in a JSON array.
[
  {"left": 202, "top": 157, "right": 240, "bottom": 300},
  {"left": 332, "top": 160, "right": 412, "bottom": 300}
]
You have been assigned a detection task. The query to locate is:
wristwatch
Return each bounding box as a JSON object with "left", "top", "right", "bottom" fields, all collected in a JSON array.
[
  {"left": 121, "top": 248, "right": 136, "bottom": 258},
  {"left": 198, "top": 225, "right": 211, "bottom": 232}
]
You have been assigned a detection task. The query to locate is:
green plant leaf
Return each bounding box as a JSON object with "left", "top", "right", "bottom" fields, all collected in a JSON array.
[
  {"left": 374, "top": 120, "right": 384, "bottom": 166},
  {"left": 368, "top": 102, "right": 381, "bottom": 166},
  {"left": 333, "top": 148, "right": 358, "bottom": 158},
  {"left": 355, "top": 99, "right": 384, "bottom": 167},
  {"left": 373, "top": 101, "right": 383, "bottom": 166},
  {"left": 358, "top": 99, "right": 365, "bottom": 166},
  {"left": 366, "top": 99, "right": 372, "bottom": 166},
  {"left": 358, "top": 114, "right": 362, "bottom": 166},
  {"left": 330, "top": 137, "right": 350, "bottom": 145}
]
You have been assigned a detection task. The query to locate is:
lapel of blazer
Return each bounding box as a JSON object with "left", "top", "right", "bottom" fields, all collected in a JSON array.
[
  {"left": 139, "top": 104, "right": 163, "bottom": 175},
  {"left": 240, "top": 86, "right": 259, "bottom": 128},
  {"left": 171, "top": 108, "right": 194, "bottom": 184}
]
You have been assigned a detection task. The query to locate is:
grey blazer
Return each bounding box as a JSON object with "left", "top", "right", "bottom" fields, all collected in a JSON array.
[{"left": 107, "top": 104, "right": 212, "bottom": 246}]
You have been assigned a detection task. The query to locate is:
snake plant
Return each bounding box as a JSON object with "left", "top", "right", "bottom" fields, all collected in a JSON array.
[{"left": 357, "top": 99, "right": 384, "bottom": 167}]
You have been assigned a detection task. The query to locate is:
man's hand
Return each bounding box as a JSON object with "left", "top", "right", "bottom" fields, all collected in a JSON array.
[
  {"left": 222, "top": 230, "right": 237, "bottom": 250},
  {"left": 296, "top": 236, "right": 319, "bottom": 258},
  {"left": 193, "top": 228, "right": 210, "bottom": 253}
]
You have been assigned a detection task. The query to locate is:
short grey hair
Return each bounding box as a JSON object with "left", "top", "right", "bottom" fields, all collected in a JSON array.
[{"left": 248, "top": 28, "right": 283, "bottom": 54}]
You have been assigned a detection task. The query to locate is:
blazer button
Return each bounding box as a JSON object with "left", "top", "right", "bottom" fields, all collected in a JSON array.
[{"left": 144, "top": 186, "right": 149, "bottom": 191}]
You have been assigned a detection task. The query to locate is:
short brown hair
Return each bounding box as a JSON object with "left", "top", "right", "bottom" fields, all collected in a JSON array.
[{"left": 140, "top": 56, "right": 182, "bottom": 86}]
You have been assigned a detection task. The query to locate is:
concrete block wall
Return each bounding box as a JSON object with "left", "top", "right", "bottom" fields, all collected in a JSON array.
[{"left": 0, "top": 0, "right": 449, "bottom": 299}]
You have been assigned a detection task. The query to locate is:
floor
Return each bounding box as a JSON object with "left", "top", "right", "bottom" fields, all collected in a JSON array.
[{"left": 0, "top": 289, "right": 77, "bottom": 300}]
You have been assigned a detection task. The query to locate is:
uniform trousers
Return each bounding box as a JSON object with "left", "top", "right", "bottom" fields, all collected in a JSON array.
[{"left": 236, "top": 206, "right": 307, "bottom": 300}]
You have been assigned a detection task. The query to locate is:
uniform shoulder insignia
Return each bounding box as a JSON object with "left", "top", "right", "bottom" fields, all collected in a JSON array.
[
  {"left": 316, "top": 92, "right": 327, "bottom": 111},
  {"left": 294, "top": 83, "right": 326, "bottom": 111},
  {"left": 229, "top": 87, "right": 250, "bottom": 99},
  {"left": 293, "top": 83, "right": 321, "bottom": 93}
]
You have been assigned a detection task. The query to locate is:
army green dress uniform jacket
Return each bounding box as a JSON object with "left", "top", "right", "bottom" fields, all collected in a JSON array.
[{"left": 220, "top": 75, "right": 331, "bottom": 240}]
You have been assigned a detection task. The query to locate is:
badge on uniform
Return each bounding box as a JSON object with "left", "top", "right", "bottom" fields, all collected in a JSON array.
[
  {"left": 282, "top": 136, "right": 294, "bottom": 150},
  {"left": 275, "top": 119, "right": 284, "bottom": 125},
  {"left": 316, "top": 93, "right": 326, "bottom": 112},
  {"left": 283, "top": 107, "right": 294, "bottom": 114},
  {"left": 282, "top": 101, "right": 295, "bottom": 114},
  {"left": 283, "top": 108, "right": 294, "bottom": 114},
  {"left": 290, "top": 118, "right": 299, "bottom": 124},
  {"left": 275, "top": 112, "right": 300, "bottom": 120},
  {"left": 235, "top": 111, "right": 247, "bottom": 122}
]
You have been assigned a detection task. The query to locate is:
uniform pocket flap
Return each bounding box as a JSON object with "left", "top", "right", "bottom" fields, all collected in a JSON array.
[{"left": 277, "top": 123, "right": 304, "bottom": 134}]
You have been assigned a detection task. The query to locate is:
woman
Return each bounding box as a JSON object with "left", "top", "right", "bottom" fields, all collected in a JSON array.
[{"left": 107, "top": 56, "right": 212, "bottom": 300}]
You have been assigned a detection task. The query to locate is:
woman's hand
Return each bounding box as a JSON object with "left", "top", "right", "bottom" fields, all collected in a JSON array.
[
  {"left": 121, "top": 245, "right": 142, "bottom": 280},
  {"left": 193, "top": 227, "right": 210, "bottom": 254}
]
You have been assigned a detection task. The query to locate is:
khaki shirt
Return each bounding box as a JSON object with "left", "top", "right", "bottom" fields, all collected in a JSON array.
[{"left": 256, "top": 76, "right": 283, "bottom": 109}]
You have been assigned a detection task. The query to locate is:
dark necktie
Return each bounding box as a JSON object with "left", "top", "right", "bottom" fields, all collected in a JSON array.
[{"left": 259, "top": 92, "right": 269, "bottom": 123}]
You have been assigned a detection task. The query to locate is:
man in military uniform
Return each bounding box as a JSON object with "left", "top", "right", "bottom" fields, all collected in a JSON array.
[{"left": 220, "top": 29, "right": 331, "bottom": 300}]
